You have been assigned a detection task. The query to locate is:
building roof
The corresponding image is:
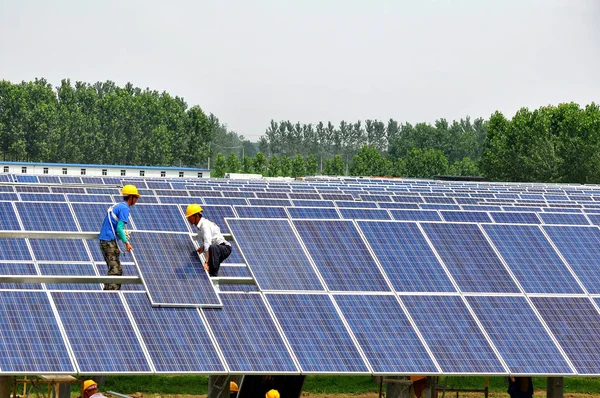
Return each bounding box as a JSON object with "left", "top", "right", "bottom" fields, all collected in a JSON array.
[{"left": 0, "top": 161, "right": 207, "bottom": 171}]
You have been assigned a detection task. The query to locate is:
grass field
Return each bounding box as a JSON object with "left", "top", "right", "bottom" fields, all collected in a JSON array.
[{"left": 101, "top": 375, "right": 600, "bottom": 396}]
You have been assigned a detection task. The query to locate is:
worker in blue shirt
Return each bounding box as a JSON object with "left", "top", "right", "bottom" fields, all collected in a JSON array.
[{"left": 98, "top": 185, "right": 140, "bottom": 290}]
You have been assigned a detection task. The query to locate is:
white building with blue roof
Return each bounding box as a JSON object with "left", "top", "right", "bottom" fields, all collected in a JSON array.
[{"left": 0, "top": 161, "right": 210, "bottom": 178}]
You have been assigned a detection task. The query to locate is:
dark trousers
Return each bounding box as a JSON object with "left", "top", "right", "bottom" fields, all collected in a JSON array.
[
  {"left": 100, "top": 240, "right": 122, "bottom": 290},
  {"left": 208, "top": 243, "right": 232, "bottom": 276}
]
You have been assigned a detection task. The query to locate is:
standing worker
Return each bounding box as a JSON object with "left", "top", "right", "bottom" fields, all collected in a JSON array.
[
  {"left": 186, "top": 204, "right": 231, "bottom": 276},
  {"left": 98, "top": 185, "right": 140, "bottom": 290},
  {"left": 82, "top": 380, "right": 107, "bottom": 398}
]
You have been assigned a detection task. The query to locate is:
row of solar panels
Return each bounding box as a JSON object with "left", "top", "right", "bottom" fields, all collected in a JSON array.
[
  {"left": 3, "top": 289, "right": 600, "bottom": 375},
  {"left": 4, "top": 217, "right": 600, "bottom": 296}
]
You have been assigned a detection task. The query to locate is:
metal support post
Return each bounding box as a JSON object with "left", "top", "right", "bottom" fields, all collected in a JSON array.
[
  {"left": 0, "top": 377, "right": 11, "bottom": 398},
  {"left": 547, "top": 377, "right": 563, "bottom": 398},
  {"left": 208, "top": 375, "right": 230, "bottom": 398}
]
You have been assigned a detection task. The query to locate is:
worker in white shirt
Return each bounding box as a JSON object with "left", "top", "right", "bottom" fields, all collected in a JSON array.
[{"left": 186, "top": 204, "right": 232, "bottom": 276}]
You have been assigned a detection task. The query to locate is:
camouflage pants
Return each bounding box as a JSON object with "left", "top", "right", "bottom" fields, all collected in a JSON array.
[{"left": 100, "top": 240, "right": 122, "bottom": 290}]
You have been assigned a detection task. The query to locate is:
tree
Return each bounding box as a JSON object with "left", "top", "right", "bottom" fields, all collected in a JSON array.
[
  {"left": 291, "top": 154, "right": 306, "bottom": 177},
  {"left": 212, "top": 153, "right": 227, "bottom": 178},
  {"left": 280, "top": 155, "right": 291, "bottom": 177},
  {"left": 241, "top": 154, "right": 253, "bottom": 173},
  {"left": 253, "top": 152, "right": 268, "bottom": 175},
  {"left": 324, "top": 154, "right": 345, "bottom": 175},
  {"left": 306, "top": 154, "right": 318, "bottom": 175},
  {"left": 349, "top": 145, "right": 391, "bottom": 176},
  {"left": 226, "top": 152, "right": 241, "bottom": 173},
  {"left": 405, "top": 148, "right": 449, "bottom": 178},
  {"left": 448, "top": 157, "right": 481, "bottom": 176},
  {"left": 267, "top": 155, "right": 280, "bottom": 177}
]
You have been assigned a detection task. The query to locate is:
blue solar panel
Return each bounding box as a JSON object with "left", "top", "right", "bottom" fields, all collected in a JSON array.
[
  {"left": 533, "top": 297, "right": 600, "bottom": 375},
  {"left": 202, "top": 293, "right": 298, "bottom": 373},
  {"left": 402, "top": 295, "right": 505, "bottom": 373},
  {"left": 248, "top": 198, "right": 293, "bottom": 207},
  {"left": 51, "top": 187, "right": 86, "bottom": 194},
  {"left": 440, "top": 211, "right": 492, "bottom": 223},
  {"left": 0, "top": 201, "right": 21, "bottom": 230},
  {"left": 389, "top": 209, "right": 442, "bottom": 221},
  {"left": 203, "top": 197, "right": 248, "bottom": 206},
  {"left": 155, "top": 189, "right": 189, "bottom": 197},
  {"left": 71, "top": 203, "right": 112, "bottom": 232},
  {"left": 421, "top": 223, "right": 519, "bottom": 293},
  {"left": 266, "top": 293, "right": 369, "bottom": 373},
  {"left": 133, "top": 232, "right": 220, "bottom": 307},
  {"left": 59, "top": 176, "right": 82, "bottom": 184},
  {"left": 289, "top": 193, "right": 321, "bottom": 200},
  {"left": 360, "top": 194, "right": 392, "bottom": 202},
  {"left": 0, "top": 238, "right": 32, "bottom": 260},
  {"left": 19, "top": 193, "right": 66, "bottom": 202},
  {"left": 0, "top": 291, "right": 74, "bottom": 373},
  {"left": 217, "top": 265, "right": 253, "bottom": 277},
  {"left": 29, "top": 239, "right": 92, "bottom": 262},
  {"left": 291, "top": 199, "right": 336, "bottom": 208},
  {"left": 466, "top": 296, "right": 572, "bottom": 374},
  {"left": 37, "top": 175, "right": 60, "bottom": 184},
  {"left": 420, "top": 203, "right": 461, "bottom": 210},
  {"left": 322, "top": 193, "right": 354, "bottom": 201},
  {"left": 0, "top": 193, "right": 18, "bottom": 201},
  {"left": 158, "top": 196, "right": 203, "bottom": 204},
  {"left": 292, "top": 220, "right": 390, "bottom": 291},
  {"left": 227, "top": 219, "right": 323, "bottom": 291},
  {"left": 38, "top": 263, "right": 100, "bottom": 290},
  {"left": 357, "top": 221, "right": 455, "bottom": 292},
  {"left": 482, "top": 224, "right": 583, "bottom": 294},
  {"left": 339, "top": 208, "right": 391, "bottom": 220},
  {"left": 392, "top": 195, "right": 423, "bottom": 203},
  {"left": 0, "top": 174, "right": 12, "bottom": 183},
  {"left": 81, "top": 177, "right": 104, "bottom": 184},
  {"left": 124, "top": 293, "right": 225, "bottom": 372},
  {"left": 14, "top": 175, "right": 39, "bottom": 183},
  {"left": 16, "top": 185, "right": 49, "bottom": 193},
  {"left": 542, "top": 226, "right": 600, "bottom": 294},
  {"left": 113, "top": 194, "right": 159, "bottom": 204},
  {"left": 334, "top": 201, "right": 378, "bottom": 208},
  {"left": 52, "top": 291, "right": 151, "bottom": 373},
  {"left": 423, "top": 196, "right": 456, "bottom": 204},
  {"left": 130, "top": 204, "right": 189, "bottom": 232},
  {"left": 543, "top": 206, "right": 582, "bottom": 213},
  {"left": 287, "top": 207, "right": 340, "bottom": 219},
  {"left": 377, "top": 202, "right": 421, "bottom": 210},
  {"left": 67, "top": 194, "right": 114, "bottom": 203},
  {"left": 461, "top": 205, "right": 502, "bottom": 211},
  {"left": 234, "top": 206, "right": 288, "bottom": 219},
  {"left": 0, "top": 263, "right": 41, "bottom": 290},
  {"left": 147, "top": 181, "right": 174, "bottom": 190},
  {"left": 489, "top": 212, "right": 541, "bottom": 224},
  {"left": 334, "top": 294, "right": 438, "bottom": 373},
  {"left": 16, "top": 202, "right": 78, "bottom": 231},
  {"left": 87, "top": 188, "right": 120, "bottom": 195},
  {"left": 538, "top": 212, "right": 590, "bottom": 225},
  {"left": 254, "top": 192, "right": 290, "bottom": 199}
]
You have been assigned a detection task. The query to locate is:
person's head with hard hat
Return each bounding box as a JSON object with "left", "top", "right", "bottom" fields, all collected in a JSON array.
[
  {"left": 229, "top": 381, "right": 239, "bottom": 398},
  {"left": 82, "top": 380, "right": 107, "bottom": 398},
  {"left": 98, "top": 184, "right": 141, "bottom": 290},
  {"left": 266, "top": 389, "right": 280, "bottom": 398},
  {"left": 186, "top": 203, "right": 232, "bottom": 277}
]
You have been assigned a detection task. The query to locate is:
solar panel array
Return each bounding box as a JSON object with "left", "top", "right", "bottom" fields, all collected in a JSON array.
[{"left": 4, "top": 174, "right": 600, "bottom": 375}]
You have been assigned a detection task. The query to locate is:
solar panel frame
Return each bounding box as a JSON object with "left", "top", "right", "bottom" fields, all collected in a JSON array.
[
  {"left": 357, "top": 220, "right": 456, "bottom": 293},
  {"left": 489, "top": 212, "right": 541, "bottom": 224},
  {"left": 132, "top": 232, "right": 222, "bottom": 307},
  {"left": 338, "top": 208, "right": 392, "bottom": 220},
  {"left": 0, "top": 290, "right": 75, "bottom": 373},
  {"left": 130, "top": 204, "right": 190, "bottom": 232},
  {"left": 401, "top": 295, "right": 506, "bottom": 374},
  {"left": 38, "top": 263, "right": 101, "bottom": 290},
  {"left": 334, "top": 294, "right": 439, "bottom": 374},
  {"left": 15, "top": 202, "right": 79, "bottom": 231},
  {"left": 124, "top": 292, "right": 226, "bottom": 373},
  {"left": 421, "top": 223, "right": 520, "bottom": 293},
  {"left": 482, "top": 224, "right": 584, "bottom": 294},
  {"left": 538, "top": 212, "right": 590, "bottom": 225},
  {"left": 52, "top": 291, "right": 152, "bottom": 373},
  {"left": 233, "top": 206, "right": 289, "bottom": 219},
  {"left": 466, "top": 295, "right": 574, "bottom": 375},
  {"left": 226, "top": 218, "right": 324, "bottom": 291},
  {"left": 440, "top": 211, "right": 492, "bottom": 223},
  {"left": 202, "top": 293, "right": 299, "bottom": 374},
  {"left": 286, "top": 207, "right": 340, "bottom": 219},
  {"left": 0, "top": 201, "right": 21, "bottom": 230},
  {"left": 0, "top": 262, "right": 42, "bottom": 290},
  {"left": 292, "top": 219, "right": 391, "bottom": 292},
  {"left": 265, "top": 293, "right": 370, "bottom": 374}
]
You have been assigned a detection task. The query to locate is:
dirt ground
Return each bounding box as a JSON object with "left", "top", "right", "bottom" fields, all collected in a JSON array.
[{"left": 134, "top": 393, "right": 597, "bottom": 398}]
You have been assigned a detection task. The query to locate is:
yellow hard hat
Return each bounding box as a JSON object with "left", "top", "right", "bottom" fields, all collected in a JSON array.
[
  {"left": 121, "top": 185, "right": 140, "bottom": 196},
  {"left": 186, "top": 203, "right": 203, "bottom": 217},
  {"left": 266, "top": 390, "right": 280, "bottom": 398},
  {"left": 83, "top": 380, "right": 97, "bottom": 391},
  {"left": 230, "top": 381, "right": 239, "bottom": 392}
]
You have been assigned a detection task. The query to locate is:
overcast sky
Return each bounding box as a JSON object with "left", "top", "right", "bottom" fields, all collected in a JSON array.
[{"left": 1, "top": 0, "right": 599, "bottom": 141}]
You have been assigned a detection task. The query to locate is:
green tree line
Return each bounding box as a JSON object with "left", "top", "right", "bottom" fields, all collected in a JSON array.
[{"left": 0, "top": 78, "right": 254, "bottom": 167}]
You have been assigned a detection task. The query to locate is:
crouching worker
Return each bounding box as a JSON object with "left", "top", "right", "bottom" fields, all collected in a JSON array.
[
  {"left": 186, "top": 204, "right": 231, "bottom": 276},
  {"left": 82, "top": 380, "right": 106, "bottom": 398}
]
